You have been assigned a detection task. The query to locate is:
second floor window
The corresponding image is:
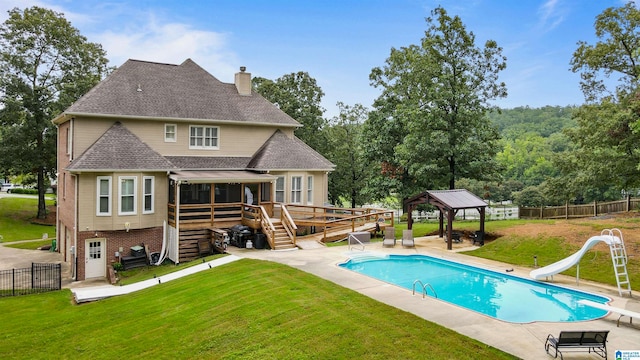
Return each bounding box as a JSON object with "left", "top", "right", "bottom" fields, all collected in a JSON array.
[
  {"left": 189, "top": 125, "right": 219, "bottom": 149},
  {"left": 165, "top": 124, "right": 176, "bottom": 142}
]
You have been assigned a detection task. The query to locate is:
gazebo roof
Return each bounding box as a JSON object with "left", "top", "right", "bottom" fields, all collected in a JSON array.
[{"left": 404, "top": 189, "right": 487, "bottom": 210}]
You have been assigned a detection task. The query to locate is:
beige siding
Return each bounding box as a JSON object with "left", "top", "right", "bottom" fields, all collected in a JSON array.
[
  {"left": 271, "top": 171, "right": 328, "bottom": 205},
  {"left": 71, "top": 117, "right": 294, "bottom": 157},
  {"left": 77, "top": 172, "right": 168, "bottom": 231}
]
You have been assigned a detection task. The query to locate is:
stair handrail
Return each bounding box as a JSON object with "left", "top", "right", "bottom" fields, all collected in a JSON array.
[
  {"left": 259, "top": 206, "right": 276, "bottom": 249},
  {"left": 280, "top": 204, "right": 298, "bottom": 245}
]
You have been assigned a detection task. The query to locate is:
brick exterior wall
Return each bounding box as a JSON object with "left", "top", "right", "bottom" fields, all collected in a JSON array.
[
  {"left": 76, "top": 226, "right": 163, "bottom": 280},
  {"left": 56, "top": 121, "right": 76, "bottom": 266}
]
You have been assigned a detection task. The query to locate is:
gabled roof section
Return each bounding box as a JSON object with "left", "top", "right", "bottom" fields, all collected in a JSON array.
[
  {"left": 247, "top": 130, "right": 334, "bottom": 171},
  {"left": 54, "top": 59, "right": 300, "bottom": 127},
  {"left": 404, "top": 189, "right": 488, "bottom": 210},
  {"left": 67, "top": 122, "right": 175, "bottom": 172}
]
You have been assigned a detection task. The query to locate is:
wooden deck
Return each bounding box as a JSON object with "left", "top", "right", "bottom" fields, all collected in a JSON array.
[{"left": 297, "top": 222, "right": 379, "bottom": 243}]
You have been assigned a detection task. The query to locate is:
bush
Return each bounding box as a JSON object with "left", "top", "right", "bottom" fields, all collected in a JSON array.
[
  {"left": 112, "top": 262, "right": 124, "bottom": 272},
  {"left": 9, "top": 188, "right": 38, "bottom": 195}
]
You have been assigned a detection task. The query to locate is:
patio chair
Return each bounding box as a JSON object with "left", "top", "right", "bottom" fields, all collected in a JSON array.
[
  {"left": 383, "top": 227, "right": 395, "bottom": 247},
  {"left": 402, "top": 229, "right": 415, "bottom": 247}
]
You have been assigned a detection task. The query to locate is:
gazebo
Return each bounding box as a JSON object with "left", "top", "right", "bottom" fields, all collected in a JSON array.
[{"left": 404, "top": 189, "right": 488, "bottom": 250}]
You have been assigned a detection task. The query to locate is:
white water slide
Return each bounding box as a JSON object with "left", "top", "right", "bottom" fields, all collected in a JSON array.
[{"left": 529, "top": 234, "right": 621, "bottom": 280}]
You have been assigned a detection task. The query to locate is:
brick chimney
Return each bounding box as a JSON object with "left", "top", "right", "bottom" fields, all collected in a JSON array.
[{"left": 234, "top": 66, "right": 251, "bottom": 96}]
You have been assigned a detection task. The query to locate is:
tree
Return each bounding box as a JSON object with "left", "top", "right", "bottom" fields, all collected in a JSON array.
[
  {"left": 571, "top": 2, "right": 640, "bottom": 103},
  {"left": 363, "top": 6, "right": 506, "bottom": 201},
  {"left": 0, "top": 6, "right": 109, "bottom": 218},
  {"left": 325, "top": 102, "right": 373, "bottom": 208},
  {"left": 555, "top": 3, "right": 640, "bottom": 201},
  {"left": 252, "top": 72, "right": 328, "bottom": 154}
]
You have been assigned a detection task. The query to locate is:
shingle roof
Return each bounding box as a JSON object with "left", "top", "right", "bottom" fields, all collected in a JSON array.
[
  {"left": 166, "top": 156, "right": 251, "bottom": 170},
  {"left": 247, "top": 130, "right": 334, "bottom": 171},
  {"left": 58, "top": 59, "right": 300, "bottom": 126},
  {"left": 404, "top": 189, "right": 488, "bottom": 210},
  {"left": 67, "top": 122, "right": 175, "bottom": 171}
]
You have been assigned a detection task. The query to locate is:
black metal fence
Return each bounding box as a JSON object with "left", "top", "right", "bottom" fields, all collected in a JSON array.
[{"left": 0, "top": 263, "right": 62, "bottom": 297}]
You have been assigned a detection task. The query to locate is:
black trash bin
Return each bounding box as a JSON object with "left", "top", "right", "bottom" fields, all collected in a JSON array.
[{"left": 254, "top": 233, "right": 266, "bottom": 249}]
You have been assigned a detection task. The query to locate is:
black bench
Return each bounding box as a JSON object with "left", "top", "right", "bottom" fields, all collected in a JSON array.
[
  {"left": 544, "top": 330, "right": 609, "bottom": 360},
  {"left": 470, "top": 230, "right": 484, "bottom": 246}
]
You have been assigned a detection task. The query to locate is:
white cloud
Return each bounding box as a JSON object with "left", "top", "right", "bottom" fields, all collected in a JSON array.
[
  {"left": 91, "top": 13, "right": 239, "bottom": 81},
  {"left": 536, "top": 0, "right": 566, "bottom": 33}
]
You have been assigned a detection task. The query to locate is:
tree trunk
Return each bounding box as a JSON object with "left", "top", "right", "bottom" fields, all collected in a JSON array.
[
  {"left": 37, "top": 167, "right": 47, "bottom": 219},
  {"left": 448, "top": 156, "right": 456, "bottom": 189}
]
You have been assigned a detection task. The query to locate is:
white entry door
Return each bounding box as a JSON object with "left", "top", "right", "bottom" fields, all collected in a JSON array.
[{"left": 85, "top": 238, "right": 106, "bottom": 279}]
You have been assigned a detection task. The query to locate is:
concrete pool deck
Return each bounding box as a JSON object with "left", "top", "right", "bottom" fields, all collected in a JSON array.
[{"left": 227, "top": 235, "right": 640, "bottom": 360}]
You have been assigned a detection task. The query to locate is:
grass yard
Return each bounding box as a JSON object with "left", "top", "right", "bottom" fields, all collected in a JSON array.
[
  {"left": 0, "top": 259, "right": 516, "bottom": 360},
  {"left": 0, "top": 196, "right": 56, "bottom": 242}
]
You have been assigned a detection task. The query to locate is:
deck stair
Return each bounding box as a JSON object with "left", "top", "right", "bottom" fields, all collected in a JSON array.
[
  {"left": 605, "top": 228, "right": 632, "bottom": 297},
  {"left": 270, "top": 220, "right": 297, "bottom": 251}
]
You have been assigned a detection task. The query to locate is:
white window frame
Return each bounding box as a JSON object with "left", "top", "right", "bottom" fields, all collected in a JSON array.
[
  {"left": 307, "top": 175, "right": 313, "bottom": 205},
  {"left": 189, "top": 125, "right": 219, "bottom": 150},
  {"left": 96, "top": 176, "right": 112, "bottom": 216},
  {"left": 164, "top": 124, "right": 177, "bottom": 142},
  {"left": 118, "top": 176, "right": 137, "bottom": 216},
  {"left": 143, "top": 176, "right": 154, "bottom": 214},
  {"left": 275, "top": 176, "right": 285, "bottom": 203},
  {"left": 291, "top": 176, "right": 302, "bottom": 204}
]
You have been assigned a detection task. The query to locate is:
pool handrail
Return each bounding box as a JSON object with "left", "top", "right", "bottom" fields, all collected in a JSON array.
[{"left": 412, "top": 279, "right": 438, "bottom": 299}]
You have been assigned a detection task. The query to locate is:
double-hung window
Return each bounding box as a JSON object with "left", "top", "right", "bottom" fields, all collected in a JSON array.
[
  {"left": 96, "top": 176, "right": 112, "bottom": 216},
  {"left": 143, "top": 176, "right": 154, "bottom": 214},
  {"left": 189, "top": 125, "right": 219, "bottom": 149},
  {"left": 164, "top": 124, "right": 176, "bottom": 142},
  {"left": 275, "top": 176, "right": 285, "bottom": 202},
  {"left": 119, "top": 176, "right": 137, "bottom": 215},
  {"left": 307, "top": 176, "right": 313, "bottom": 204},
  {"left": 291, "top": 176, "right": 302, "bottom": 204}
]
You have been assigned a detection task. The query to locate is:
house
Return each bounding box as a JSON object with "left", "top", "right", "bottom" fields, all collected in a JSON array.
[{"left": 53, "top": 59, "right": 334, "bottom": 280}]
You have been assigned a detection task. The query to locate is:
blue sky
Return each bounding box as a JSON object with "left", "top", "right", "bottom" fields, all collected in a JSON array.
[{"left": 0, "top": 0, "right": 629, "bottom": 118}]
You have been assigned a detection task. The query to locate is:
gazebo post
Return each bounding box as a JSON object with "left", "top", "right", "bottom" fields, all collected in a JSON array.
[
  {"left": 407, "top": 204, "right": 414, "bottom": 230},
  {"left": 446, "top": 208, "right": 453, "bottom": 250}
]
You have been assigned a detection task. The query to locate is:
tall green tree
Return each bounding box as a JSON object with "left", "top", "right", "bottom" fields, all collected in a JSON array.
[
  {"left": 555, "top": 2, "right": 640, "bottom": 201},
  {"left": 0, "top": 6, "right": 109, "bottom": 218},
  {"left": 571, "top": 2, "right": 640, "bottom": 103},
  {"left": 363, "top": 6, "right": 506, "bottom": 201},
  {"left": 252, "top": 72, "right": 328, "bottom": 154},
  {"left": 325, "top": 102, "right": 372, "bottom": 208}
]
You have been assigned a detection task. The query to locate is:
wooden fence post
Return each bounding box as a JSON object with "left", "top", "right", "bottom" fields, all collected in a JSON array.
[
  {"left": 593, "top": 200, "right": 597, "bottom": 217},
  {"left": 565, "top": 201, "right": 568, "bottom": 219}
]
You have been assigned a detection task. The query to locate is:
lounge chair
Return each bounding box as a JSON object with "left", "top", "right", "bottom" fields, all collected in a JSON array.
[
  {"left": 402, "top": 229, "right": 415, "bottom": 247},
  {"left": 383, "top": 227, "right": 395, "bottom": 247}
]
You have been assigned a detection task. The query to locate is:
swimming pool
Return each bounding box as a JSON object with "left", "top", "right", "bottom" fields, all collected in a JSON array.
[{"left": 338, "top": 254, "right": 610, "bottom": 323}]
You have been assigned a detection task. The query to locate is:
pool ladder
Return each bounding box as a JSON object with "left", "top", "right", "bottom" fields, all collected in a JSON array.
[{"left": 412, "top": 280, "right": 437, "bottom": 299}]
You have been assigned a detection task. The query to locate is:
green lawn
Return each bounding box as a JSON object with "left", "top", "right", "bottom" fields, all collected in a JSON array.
[
  {"left": 2, "top": 197, "right": 637, "bottom": 359},
  {"left": 0, "top": 197, "right": 56, "bottom": 242},
  {"left": 0, "top": 259, "right": 516, "bottom": 360}
]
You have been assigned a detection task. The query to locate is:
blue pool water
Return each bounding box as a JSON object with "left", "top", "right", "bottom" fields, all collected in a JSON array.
[{"left": 338, "top": 254, "right": 609, "bottom": 323}]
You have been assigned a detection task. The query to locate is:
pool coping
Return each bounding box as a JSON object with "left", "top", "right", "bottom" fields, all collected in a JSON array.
[{"left": 227, "top": 235, "right": 640, "bottom": 360}]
